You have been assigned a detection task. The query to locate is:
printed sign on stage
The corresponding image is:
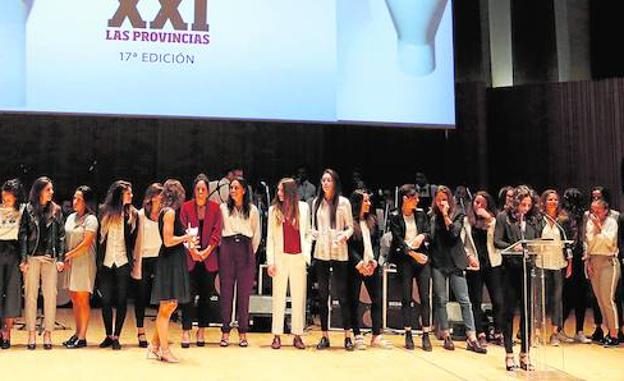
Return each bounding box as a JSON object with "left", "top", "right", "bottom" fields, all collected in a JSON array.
[{"left": 0, "top": 0, "right": 455, "bottom": 128}]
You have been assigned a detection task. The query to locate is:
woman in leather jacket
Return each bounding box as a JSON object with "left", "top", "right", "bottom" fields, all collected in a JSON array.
[{"left": 19, "top": 176, "right": 65, "bottom": 350}]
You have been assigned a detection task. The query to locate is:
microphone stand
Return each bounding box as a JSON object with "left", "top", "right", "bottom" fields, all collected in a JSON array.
[{"left": 519, "top": 213, "right": 531, "bottom": 357}]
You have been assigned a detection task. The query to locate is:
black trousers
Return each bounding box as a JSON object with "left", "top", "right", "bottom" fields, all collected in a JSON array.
[
  {"left": 503, "top": 262, "right": 532, "bottom": 354},
  {"left": 316, "top": 260, "right": 351, "bottom": 331},
  {"left": 181, "top": 264, "right": 217, "bottom": 331},
  {"left": 99, "top": 264, "right": 131, "bottom": 337},
  {"left": 396, "top": 259, "right": 431, "bottom": 328},
  {"left": 348, "top": 265, "right": 382, "bottom": 336},
  {"left": 133, "top": 257, "right": 158, "bottom": 329},
  {"left": 466, "top": 265, "right": 505, "bottom": 335},
  {"left": 563, "top": 257, "right": 589, "bottom": 332}
]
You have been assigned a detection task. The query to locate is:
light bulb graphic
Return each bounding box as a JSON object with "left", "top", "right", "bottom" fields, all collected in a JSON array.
[
  {"left": 385, "top": 0, "right": 448, "bottom": 76},
  {"left": 0, "top": 0, "right": 33, "bottom": 107}
]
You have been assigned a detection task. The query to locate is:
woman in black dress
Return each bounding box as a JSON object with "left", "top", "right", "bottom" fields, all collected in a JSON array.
[{"left": 148, "top": 179, "right": 195, "bottom": 363}]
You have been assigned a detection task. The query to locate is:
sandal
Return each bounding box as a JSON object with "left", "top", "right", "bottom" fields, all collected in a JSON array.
[
  {"left": 519, "top": 353, "right": 535, "bottom": 371},
  {"left": 505, "top": 354, "right": 518, "bottom": 371},
  {"left": 220, "top": 334, "right": 229, "bottom": 347},
  {"left": 146, "top": 345, "right": 161, "bottom": 360},
  {"left": 160, "top": 349, "right": 180, "bottom": 363}
]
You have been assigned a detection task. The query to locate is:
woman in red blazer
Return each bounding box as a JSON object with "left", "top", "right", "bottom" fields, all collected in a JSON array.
[{"left": 179, "top": 174, "right": 223, "bottom": 347}]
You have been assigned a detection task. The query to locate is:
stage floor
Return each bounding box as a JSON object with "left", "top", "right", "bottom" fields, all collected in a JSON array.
[{"left": 2, "top": 308, "right": 622, "bottom": 381}]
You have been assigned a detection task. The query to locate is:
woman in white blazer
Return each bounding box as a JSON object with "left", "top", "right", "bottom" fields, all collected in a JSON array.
[
  {"left": 461, "top": 191, "right": 504, "bottom": 347},
  {"left": 266, "top": 178, "right": 311, "bottom": 350}
]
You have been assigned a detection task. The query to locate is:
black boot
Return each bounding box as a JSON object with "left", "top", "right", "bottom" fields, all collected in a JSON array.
[
  {"left": 405, "top": 330, "right": 414, "bottom": 350},
  {"left": 422, "top": 332, "right": 432, "bottom": 352}
]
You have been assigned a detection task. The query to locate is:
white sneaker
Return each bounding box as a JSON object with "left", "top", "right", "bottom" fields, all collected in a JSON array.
[
  {"left": 354, "top": 335, "right": 367, "bottom": 350},
  {"left": 371, "top": 335, "right": 393, "bottom": 349},
  {"left": 574, "top": 332, "right": 592, "bottom": 344}
]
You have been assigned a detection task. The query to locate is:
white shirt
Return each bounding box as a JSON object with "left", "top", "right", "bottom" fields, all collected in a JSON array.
[
  {"left": 220, "top": 203, "right": 261, "bottom": 253},
  {"left": 138, "top": 209, "right": 162, "bottom": 259},
  {"left": 0, "top": 205, "right": 23, "bottom": 241},
  {"left": 360, "top": 221, "right": 375, "bottom": 263},
  {"left": 403, "top": 214, "right": 418, "bottom": 246},
  {"left": 103, "top": 220, "right": 128, "bottom": 268},
  {"left": 586, "top": 215, "right": 619, "bottom": 256},
  {"left": 312, "top": 196, "right": 354, "bottom": 261}
]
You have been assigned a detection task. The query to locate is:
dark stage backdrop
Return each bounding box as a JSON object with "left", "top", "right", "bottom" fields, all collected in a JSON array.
[
  {"left": 2, "top": 78, "right": 623, "bottom": 209},
  {"left": 0, "top": 81, "right": 488, "bottom": 203},
  {"left": 489, "top": 78, "right": 624, "bottom": 208}
]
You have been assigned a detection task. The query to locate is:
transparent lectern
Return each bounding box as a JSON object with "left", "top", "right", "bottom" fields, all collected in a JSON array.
[{"left": 501, "top": 238, "right": 574, "bottom": 378}]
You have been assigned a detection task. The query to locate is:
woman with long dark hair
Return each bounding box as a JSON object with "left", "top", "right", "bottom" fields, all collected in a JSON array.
[
  {"left": 348, "top": 189, "right": 386, "bottom": 349},
  {"left": 180, "top": 174, "right": 222, "bottom": 348},
  {"left": 218, "top": 177, "right": 260, "bottom": 347},
  {"left": 131, "top": 183, "right": 164, "bottom": 348},
  {"left": 312, "top": 169, "right": 354, "bottom": 350},
  {"left": 463, "top": 191, "right": 504, "bottom": 347},
  {"left": 494, "top": 185, "right": 541, "bottom": 370},
  {"left": 147, "top": 179, "right": 193, "bottom": 363},
  {"left": 97, "top": 180, "right": 138, "bottom": 350},
  {"left": 430, "top": 185, "right": 485, "bottom": 354},
  {"left": 19, "top": 176, "right": 65, "bottom": 350},
  {"left": 0, "top": 179, "right": 25, "bottom": 349},
  {"left": 267, "top": 178, "right": 310, "bottom": 350},
  {"left": 561, "top": 188, "right": 592, "bottom": 343},
  {"left": 538, "top": 190, "right": 574, "bottom": 346},
  {"left": 388, "top": 184, "right": 432, "bottom": 351},
  {"left": 61, "top": 186, "right": 98, "bottom": 349}
]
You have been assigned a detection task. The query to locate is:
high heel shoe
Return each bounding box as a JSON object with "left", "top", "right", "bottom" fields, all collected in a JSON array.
[
  {"left": 146, "top": 345, "right": 161, "bottom": 360},
  {"left": 196, "top": 330, "right": 206, "bottom": 347},
  {"left": 181, "top": 331, "right": 190, "bottom": 349},
  {"left": 160, "top": 349, "right": 180, "bottom": 363},
  {"left": 43, "top": 333, "right": 53, "bottom": 350},
  {"left": 137, "top": 333, "right": 148, "bottom": 348},
  {"left": 519, "top": 353, "right": 535, "bottom": 371},
  {"left": 505, "top": 354, "right": 518, "bottom": 371}
]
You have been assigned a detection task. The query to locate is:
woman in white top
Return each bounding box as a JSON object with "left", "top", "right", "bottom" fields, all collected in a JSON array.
[
  {"left": 538, "top": 190, "right": 574, "bottom": 346},
  {"left": 311, "top": 169, "right": 354, "bottom": 351},
  {"left": 462, "top": 191, "right": 504, "bottom": 347},
  {"left": 0, "top": 179, "right": 25, "bottom": 349},
  {"left": 97, "top": 180, "right": 138, "bottom": 350},
  {"left": 61, "top": 186, "right": 99, "bottom": 349},
  {"left": 218, "top": 177, "right": 260, "bottom": 347},
  {"left": 267, "top": 178, "right": 311, "bottom": 350},
  {"left": 586, "top": 198, "right": 621, "bottom": 347},
  {"left": 131, "top": 183, "right": 164, "bottom": 348}
]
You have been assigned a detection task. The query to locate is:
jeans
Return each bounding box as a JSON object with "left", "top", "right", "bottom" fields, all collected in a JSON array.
[{"left": 432, "top": 267, "right": 475, "bottom": 333}]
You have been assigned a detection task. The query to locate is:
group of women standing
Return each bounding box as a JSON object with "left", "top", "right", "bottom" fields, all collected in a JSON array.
[{"left": 0, "top": 172, "right": 621, "bottom": 371}]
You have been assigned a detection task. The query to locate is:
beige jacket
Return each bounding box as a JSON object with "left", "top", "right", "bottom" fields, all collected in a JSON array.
[{"left": 461, "top": 216, "right": 501, "bottom": 268}]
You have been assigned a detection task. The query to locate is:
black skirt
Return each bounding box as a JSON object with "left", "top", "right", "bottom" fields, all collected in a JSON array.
[{"left": 150, "top": 210, "right": 191, "bottom": 304}]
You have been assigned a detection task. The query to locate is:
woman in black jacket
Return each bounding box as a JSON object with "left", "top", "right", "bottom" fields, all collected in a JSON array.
[
  {"left": 97, "top": 180, "right": 138, "bottom": 350},
  {"left": 430, "top": 185, "right": 485, "bottom": 354},
  {"left": 19, "top": 176, "right": 65, "bottom": 350},
  {"left": 494, "top": 185, "right": 541, "bottom": 371},
  {"left": 388, "top": 184, "right": 432, "bottom": 351},
  {"left": 347, "top": 189, "right": 385, "bottom": 349}
]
